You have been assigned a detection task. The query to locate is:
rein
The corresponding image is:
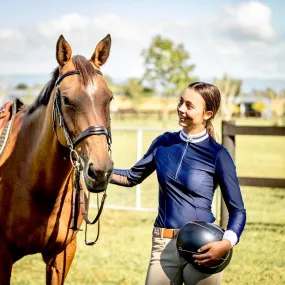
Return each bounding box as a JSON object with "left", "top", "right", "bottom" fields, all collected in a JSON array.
[{"left": 52, "top": 69, "right": 111, "bottom": 246}]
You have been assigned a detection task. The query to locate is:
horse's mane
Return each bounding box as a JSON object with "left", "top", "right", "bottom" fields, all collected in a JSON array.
[{"left": 28, "top": 55, "right": 97, "bottom": 114}]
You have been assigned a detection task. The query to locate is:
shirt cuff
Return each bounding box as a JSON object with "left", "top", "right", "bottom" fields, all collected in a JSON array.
[
  {"left": 222, "top": 230, "right": 238, "bottom": 248},
  {"left": 113, "top": 169, "right": 128, "bottom": 176}
]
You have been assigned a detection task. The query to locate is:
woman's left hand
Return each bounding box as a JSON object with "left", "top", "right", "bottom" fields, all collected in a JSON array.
[{"left": 192, "top": 240, "right": 232, "bottom": 266}]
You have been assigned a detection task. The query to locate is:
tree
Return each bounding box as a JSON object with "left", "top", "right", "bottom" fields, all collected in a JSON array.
[
  {"left": 278, "top": 89, "right": 285, "bottom": 98},
  {"left": 120, "top": 78, "right": 154, "bottom": 101},
  {"left": 16, "top": 83, "right": 28, "bottom": 90},
  {"left": 213, "top": 75, "right": 242, "bottom": 121},
  {"left": 142, "top": 35, "right": 197, "bottom": 97},
  {"left": 265, "top": 88, "right": 277, "bottom": 99}
]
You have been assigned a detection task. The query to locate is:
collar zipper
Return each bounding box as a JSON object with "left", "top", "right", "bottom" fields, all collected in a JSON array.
[{"left": 175, "top": 138, "right": 192, "bottom": 180}]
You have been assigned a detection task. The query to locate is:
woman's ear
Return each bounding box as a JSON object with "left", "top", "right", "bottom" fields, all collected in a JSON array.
[{"left": 204, "top": 110, "right": 213, "bottom": 121}]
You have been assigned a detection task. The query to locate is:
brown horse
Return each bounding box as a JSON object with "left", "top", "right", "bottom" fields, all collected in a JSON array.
[{"left": 0, "top": 34, "right": 114, "bottom": 284}]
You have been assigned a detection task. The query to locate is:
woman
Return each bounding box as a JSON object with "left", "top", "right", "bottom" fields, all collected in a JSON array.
[{"left": 110, "top": 82, "right": 246, "bottom": 285}]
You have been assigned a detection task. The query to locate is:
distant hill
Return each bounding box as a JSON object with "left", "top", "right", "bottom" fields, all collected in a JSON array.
[
  {"left": 0, "top": 74, "right": 50, "bottom": 89},
  {"left": 0, "top": 74, "right": 284, "bottom": 93}
]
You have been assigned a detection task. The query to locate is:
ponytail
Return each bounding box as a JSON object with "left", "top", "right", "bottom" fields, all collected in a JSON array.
[{"left": 206, "top": 120, "right": 216, "bottom": 141}]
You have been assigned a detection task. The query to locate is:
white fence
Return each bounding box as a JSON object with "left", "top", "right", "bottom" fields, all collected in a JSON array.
[{"left": 90, "top": 126, "right": 220, "bottom": 218}]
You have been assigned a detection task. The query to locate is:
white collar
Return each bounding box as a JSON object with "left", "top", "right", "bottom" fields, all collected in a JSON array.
[{"left": 179, "top": 128, "right": 209, "bottom": 143}]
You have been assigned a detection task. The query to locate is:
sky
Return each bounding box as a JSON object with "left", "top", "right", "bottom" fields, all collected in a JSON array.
[{"left": 0, "top": 0, "right": 285, "bottom": 91}]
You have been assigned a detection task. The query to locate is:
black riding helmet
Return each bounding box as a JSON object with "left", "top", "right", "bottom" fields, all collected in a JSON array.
[{"left": 176, "top": 221, "right": 233, "bottom": 274}]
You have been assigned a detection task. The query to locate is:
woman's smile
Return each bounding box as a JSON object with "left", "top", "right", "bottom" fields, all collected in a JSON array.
[{"left": 178, "top": 112, "right": 189, "bottom": 121}]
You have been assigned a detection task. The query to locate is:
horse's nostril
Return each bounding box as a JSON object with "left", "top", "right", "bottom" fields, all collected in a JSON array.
[
  {"left": 87, "top": 163, "right": 111, "bottom": 181},
  {"left": 87, "top": 163, "right": 97, "bottom": 180}
]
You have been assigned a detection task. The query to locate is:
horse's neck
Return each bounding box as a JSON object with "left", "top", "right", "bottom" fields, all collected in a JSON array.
[{"left": 19, "top": 104, "right": 72, "bottom": 193}]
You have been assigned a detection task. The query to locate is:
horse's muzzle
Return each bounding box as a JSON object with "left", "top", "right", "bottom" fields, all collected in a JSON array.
[{"left": 83, "top": 162, "right": 113, "bottom": 193}]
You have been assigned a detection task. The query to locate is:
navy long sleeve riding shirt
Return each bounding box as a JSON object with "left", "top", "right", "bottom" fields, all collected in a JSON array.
[{"left": 111, "top": 129, "right": 246, "bottom": 242}]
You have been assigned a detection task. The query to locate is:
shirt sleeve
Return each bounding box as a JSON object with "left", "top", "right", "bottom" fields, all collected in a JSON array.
[
  {"left": 215, "top": 148, "right": 246, "bottom": 242},
  {"left": 110, "top": 134, "right": 163, "bottom": 187}
]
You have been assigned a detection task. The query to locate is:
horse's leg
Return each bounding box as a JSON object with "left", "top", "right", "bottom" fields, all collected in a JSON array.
[
  {"left": 0, "top": 236, "right": 13, "bottom": 285},
  {"left": 42, "top": 237, "right": 77, "bottom": 285}
]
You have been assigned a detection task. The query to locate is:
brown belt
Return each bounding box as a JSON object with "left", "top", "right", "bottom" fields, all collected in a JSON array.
[{"left": 152, "top": 227, "right": 180, "bottom": 239}]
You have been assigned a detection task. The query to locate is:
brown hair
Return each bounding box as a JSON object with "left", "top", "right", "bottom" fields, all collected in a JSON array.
[{"left": 188, "top": 82, "right": 221, "bottom": 140}]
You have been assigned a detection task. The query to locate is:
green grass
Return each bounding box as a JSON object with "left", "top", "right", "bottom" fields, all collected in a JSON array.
[{"left": 11, "top": 117, "right": 285, "bottom": 284}]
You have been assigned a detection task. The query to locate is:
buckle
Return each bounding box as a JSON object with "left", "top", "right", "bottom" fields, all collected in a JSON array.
[
  {"left": 0, "top": 109, "right": 5, "bottom": 118},
  {"left": 152, "top": 227, "right": 161, "bottom": 237},
  {"left": 173, "top": 229, "right": 180, "bottom": 238}
]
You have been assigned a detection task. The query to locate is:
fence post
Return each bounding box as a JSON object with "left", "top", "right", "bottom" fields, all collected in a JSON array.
[
  {"left": 220, "top": 120, "right": 236, "bottom": 229},
  {"left": 136, "top": 129, "right": 143, "bottom": 209}
]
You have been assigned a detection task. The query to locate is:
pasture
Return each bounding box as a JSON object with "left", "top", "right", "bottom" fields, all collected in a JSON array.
[{"left": 11, "top": 116, "right": 285, "bottom": 284}]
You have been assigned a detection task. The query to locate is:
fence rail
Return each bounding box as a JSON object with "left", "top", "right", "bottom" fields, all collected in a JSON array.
[
  {"left": 220, "top": 121, "right": 285, "bottom": 228},
  {"left": 238, "top": 177, "right": 285, "bottom": 188},
  {"left": 223, "top": 124, "right": 285, "bottom": 136}
]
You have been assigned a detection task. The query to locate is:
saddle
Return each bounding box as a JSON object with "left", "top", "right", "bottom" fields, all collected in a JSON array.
[{"left": 0, "top": 98, "right": 26, "bottom": 157}]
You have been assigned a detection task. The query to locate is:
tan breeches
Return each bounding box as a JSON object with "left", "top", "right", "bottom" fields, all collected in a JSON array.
[{"left": 145, "top": 237, "right": 224, "bottom": 285}]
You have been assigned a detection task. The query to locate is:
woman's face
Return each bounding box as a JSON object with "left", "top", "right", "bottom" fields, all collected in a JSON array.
[{"left": 177, "top": 88, "right": 212, "bottom": 134}]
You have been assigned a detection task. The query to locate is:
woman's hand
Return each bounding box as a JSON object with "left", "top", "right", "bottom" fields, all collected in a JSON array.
[{"left": 192, "top": 240, "right": 232, "bottom": 267}]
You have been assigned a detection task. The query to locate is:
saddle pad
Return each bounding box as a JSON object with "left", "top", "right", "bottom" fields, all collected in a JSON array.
[{"left": 0, "top": 98, "right": 26, "bottom": 158}]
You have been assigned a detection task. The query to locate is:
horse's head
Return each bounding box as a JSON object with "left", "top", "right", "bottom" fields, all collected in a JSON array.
[{"left": 53, "top": 34, "right": 114, "bottom": 193}]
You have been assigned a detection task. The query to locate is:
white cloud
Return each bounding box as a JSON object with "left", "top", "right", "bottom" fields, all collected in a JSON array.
[
  {"left": 216, "top": 45, "right": 243, "bottom": 57},
  {"left": 217, "top": 1, "right": 276, "bottom": 43},
  {"left": 37, "top": 14, "right": 89, "bottom": 38},
  {"left": 0, "top": 29, "right": 25, "bottom": 57},
  {"left": 0, "top": 13, "right": 197, "bottom": 77},
  {"left": 0, "top": 2, "right": 284, "bottom": 83}
]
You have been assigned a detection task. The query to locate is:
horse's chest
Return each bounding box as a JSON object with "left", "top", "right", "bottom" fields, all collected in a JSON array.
[{"left": 22, "top": 220, "right": 77, "bottom": 254}]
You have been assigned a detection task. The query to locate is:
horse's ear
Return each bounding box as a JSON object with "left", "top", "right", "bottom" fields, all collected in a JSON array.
[
  {"left": 90, "top": 34, "right": 111, "bottom": 67},
  {"left": 56, "top": 35, "right": 72, "bottom": 67}
]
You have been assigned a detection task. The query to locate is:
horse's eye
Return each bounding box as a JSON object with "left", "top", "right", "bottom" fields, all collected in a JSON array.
[{"left": 63, "top": 96, "right": 71, "bottom": 105}]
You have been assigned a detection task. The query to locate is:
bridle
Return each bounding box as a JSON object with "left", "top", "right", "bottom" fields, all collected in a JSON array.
[
  {"left": 52, "top": 70, "right": 112, "bottom": 151},
  {"left": 52, "top": 69, "right": 112, "bottom": 246}
]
